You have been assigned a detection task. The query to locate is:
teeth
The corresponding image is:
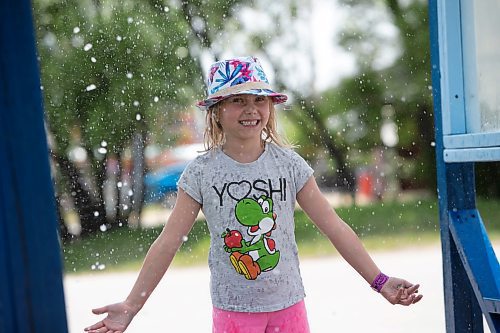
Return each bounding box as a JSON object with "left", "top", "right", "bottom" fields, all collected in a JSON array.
[{"left": 240, "top": 120, "right": 258, "bottom": 126}]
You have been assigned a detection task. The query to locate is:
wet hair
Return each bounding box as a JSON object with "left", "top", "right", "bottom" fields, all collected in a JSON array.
[{"left": 203, "top": 98, "right": 291, "bottom": 151}]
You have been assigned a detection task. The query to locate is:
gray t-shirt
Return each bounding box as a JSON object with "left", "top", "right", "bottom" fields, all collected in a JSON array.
[{"left": 177, "top": 143, "right": 314, "bottom": 312}]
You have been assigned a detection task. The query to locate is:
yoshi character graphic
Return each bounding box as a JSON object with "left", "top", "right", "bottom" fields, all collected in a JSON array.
[{"left": 221, "top": 195, "right": 280, "bottom": 280}]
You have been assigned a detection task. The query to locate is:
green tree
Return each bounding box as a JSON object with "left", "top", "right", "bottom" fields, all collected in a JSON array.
[
  {"left": 229, "top": 0, "right": 359, "bottom": 191},
  {"left": 335, "top": 0, "right": 435, "bottom": 190},
  {"left": 34, "top": 0, "right": 234, "bottom": 238}
]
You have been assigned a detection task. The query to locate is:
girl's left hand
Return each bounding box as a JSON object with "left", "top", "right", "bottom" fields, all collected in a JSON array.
[{"left": 380, "top": 277, "right": 423, "bottom": 306}]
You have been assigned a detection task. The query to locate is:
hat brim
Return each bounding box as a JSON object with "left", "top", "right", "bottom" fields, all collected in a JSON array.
[{"left": 196, "top": 89, "right": 288, "bottom": 111}]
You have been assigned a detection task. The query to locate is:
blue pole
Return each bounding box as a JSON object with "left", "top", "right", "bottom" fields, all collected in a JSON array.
[
  {"left": 429, "top": 0, "right": 484, "bottom": 331},
  {"left": 0, "top": 0, "right": 68, "bottom": 332}
]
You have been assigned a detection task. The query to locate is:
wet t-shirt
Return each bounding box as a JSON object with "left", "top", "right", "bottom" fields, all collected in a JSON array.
[{"left": 177, "top": 143, "right": 314, "bottom": 312}]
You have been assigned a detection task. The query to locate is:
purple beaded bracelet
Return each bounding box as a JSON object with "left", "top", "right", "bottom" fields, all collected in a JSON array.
[{"left": 371, "top": 272, "right": 389, "bottom": 292}]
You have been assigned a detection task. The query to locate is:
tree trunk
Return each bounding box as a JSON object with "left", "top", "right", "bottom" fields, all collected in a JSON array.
[
  {"left": 52, "top": 152, "right": 106, "bottom": 237},
  {"left": 129, "top": 129, "right": 146, "bottom": 227},
  {"left": 299, "top": 98, "right": 356, "bottom": 192}
]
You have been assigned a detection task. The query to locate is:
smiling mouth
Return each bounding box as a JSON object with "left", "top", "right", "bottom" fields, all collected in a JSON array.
[{"left": 239, "top": 120, "right": 260, "bottom": 126}]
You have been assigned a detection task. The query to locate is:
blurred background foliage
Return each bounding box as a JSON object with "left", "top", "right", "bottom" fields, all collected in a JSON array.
[
  {"left": 33, "top": 0, "right": 499, "bottom": 243},
  {"left": 63, "top": 198, "right": 499, "bottom": 273}
]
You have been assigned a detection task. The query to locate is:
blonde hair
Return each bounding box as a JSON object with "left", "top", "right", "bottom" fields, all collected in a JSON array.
[{"left": 203, "top": 99, "right": 292, "bottom": 151}]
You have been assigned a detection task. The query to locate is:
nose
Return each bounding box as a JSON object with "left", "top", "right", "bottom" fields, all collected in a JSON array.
[{"left": 243, "top": 102, "right": 258, "bottom": 114}]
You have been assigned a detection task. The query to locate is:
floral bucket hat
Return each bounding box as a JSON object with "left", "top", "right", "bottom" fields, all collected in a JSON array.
[{"left": 196, "top": 56, "right": 288, "bottom": 111}]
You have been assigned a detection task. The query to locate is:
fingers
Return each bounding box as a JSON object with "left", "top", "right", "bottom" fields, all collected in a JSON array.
[
  {"left": 92, "top": 306, "right": 109, "bottom": 315},
  {"left": 386, "top": 280, "right": 423, "bottom": 306},
  {"left": 398, "top": 293, "right": 423, "bottom": 306},
  {"left": 84, "top": 322, "right": 120, "bottom": 333},
  {"left": 84, "top": 320, "right": 105, "bottom": 331},
  {"left": 403, "top": 283, "right": 419, "bottom": 293},
  {"left": 84, "top": 307, "right": 110, "bottom": 332},
  {"left": 395, "top": 286, "right": 423, "bottom": 306},
  {"left": 393, "top": 278, "right": 415, "bottom": 290},
  {"left": 391, "top": 287, "right": 404, "bottom": 304},
  {"left": 413, "top": 294, "right": 423, "bottom": 304},
  {"left": 84, "top": 324, "right": 110, "bottom": 333},
  {"left": 399, "top": 279, "right": 414, "bottom": 289}
]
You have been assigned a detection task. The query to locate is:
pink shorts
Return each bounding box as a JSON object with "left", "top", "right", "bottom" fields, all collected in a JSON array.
[{"left": 212, "top": 300, "right": 310, "bottom": 333}]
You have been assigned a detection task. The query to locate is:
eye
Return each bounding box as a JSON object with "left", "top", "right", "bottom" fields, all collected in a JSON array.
[
  {"left": 230, "top": 96, "right": 244, "bottom": 104},
  {"left": 255, "top": 96, "right": 266, "bottom": 103},
  {"left": 258, "top": 198, "right": 264, "bottom": 205},
  {"left": 261, "top": 201, "right": 270, "bottom": 214}
]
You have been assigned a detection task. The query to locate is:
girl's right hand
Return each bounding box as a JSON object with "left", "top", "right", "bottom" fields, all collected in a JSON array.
[{"left": 84, "top": 301, "right": 137, "bottom": 333}]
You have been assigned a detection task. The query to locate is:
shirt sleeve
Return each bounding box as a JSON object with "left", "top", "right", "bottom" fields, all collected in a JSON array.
[
  {"left": 289, "top": 150, "right": 314, "bottom": 194},
  {"left": 177, "top": 158, "right": 203, "bottom": 204}
]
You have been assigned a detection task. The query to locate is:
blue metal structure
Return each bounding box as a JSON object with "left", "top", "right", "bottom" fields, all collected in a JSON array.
[
  {"left": 1, "top": 0, "right": 499, "bottom": 332},
  {"left": 0, "top": 0, "right": 68, "bottom": 332},
  {"left": 429, "top": 0, "right": 500, "bottom": 332}
]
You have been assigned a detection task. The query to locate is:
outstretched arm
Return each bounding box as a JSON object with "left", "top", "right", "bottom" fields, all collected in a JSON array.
[
  {"left": 296, "top": 176, "right": 422, "bottom": 306},
  {"left": 84, "top": 188, "right": 201, "bottom": 332}
]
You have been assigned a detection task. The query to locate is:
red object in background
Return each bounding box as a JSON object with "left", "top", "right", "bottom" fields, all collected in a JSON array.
[
  {"left": 223, "top": 229, "right": 243, "bottom": 248},
  {"left": 358, "top": 171, "right": 374, "bottom": 197}
]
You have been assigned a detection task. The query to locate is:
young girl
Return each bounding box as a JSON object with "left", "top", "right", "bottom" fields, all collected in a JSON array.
[{"left": 85, "top": 56, "right": 422, "bottom": 333}]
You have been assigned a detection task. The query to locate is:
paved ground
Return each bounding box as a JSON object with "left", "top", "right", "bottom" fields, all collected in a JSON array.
[{"left": 65, "top": 242, "right": 492, "bottom": 333}]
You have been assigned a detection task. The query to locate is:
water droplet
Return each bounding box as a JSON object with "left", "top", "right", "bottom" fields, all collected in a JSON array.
[
  {"left": 91, "top": 57, "right": 97, "bottom": 63},
  {"left": 116, "top": 35, "right": 122, "bottom": 41},
  {"left": 94, "top": 211, "right": 100, "bottom": 217},
  {"left": 86, "top": 84, "right": 97, "bottom": 91},
  {"left": 136, "top": 113, "right": 142, "bottom": 120},
  {"left": 100, "top": 224, "right": 107, "bottom": 232},
  {"left": 83, "top": 43, "right": 93, "bottom": 51},
  {"left": 126, "top": 72, "right": 133, "bottom": 79},
  {"left": 182, "top": 235, "right": 188, "bottom": 242},
  {"left": 73, "top": 27, "right": 80, "bottom": 34}
]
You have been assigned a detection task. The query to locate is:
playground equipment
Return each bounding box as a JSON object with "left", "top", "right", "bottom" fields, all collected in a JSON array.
[
  {"left": 430, "top": 0, "right": 500, "bottom": 331},
  {"left": 1, "top": 0, "right": 499, "bottom": 332},
  {"left": 0, "top": 0, "right": 68, "bottom": 332}
]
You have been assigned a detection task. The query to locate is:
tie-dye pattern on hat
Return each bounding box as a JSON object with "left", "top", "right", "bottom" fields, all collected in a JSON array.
[{"left": 196, "top": 56, "right": 287, "bottom": 111}]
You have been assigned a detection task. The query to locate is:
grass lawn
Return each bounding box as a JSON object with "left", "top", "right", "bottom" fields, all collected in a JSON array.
[{"left": 62, "top": 198, "right": 499, "bottom": 274}]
